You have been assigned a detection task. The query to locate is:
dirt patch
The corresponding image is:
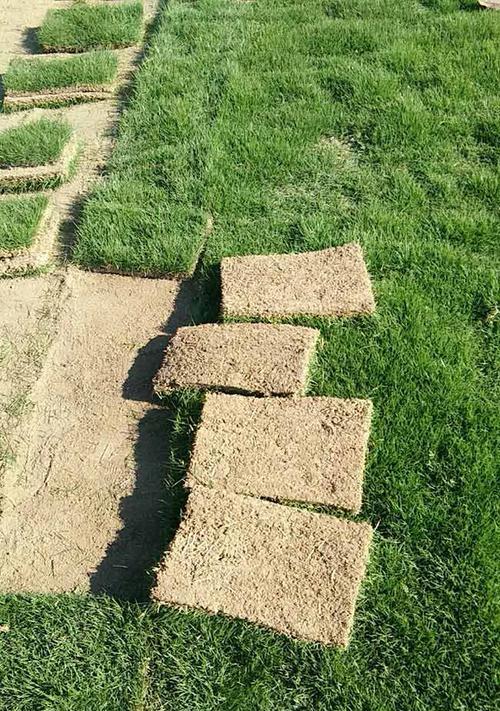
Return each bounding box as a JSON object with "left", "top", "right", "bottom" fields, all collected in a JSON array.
[
  {"left": 0, "top": 274, "right": 62, "bottom": 496},
  {"left": 0, "top": 134, "right": 79, "bottom": 191},
  {"left": 221, "top": 243, "right": 375, "bottom": 319},
  {"left": 0, "top": 269, "right": 179, "bottom": 596},
  {"left": 154, "top": 323, "right": 320, "bottom": 397},
  {"left": 153, "top": 486, "right": 373, "bottom": 646},
  {"left": 188, "top": 394, "right": 373, "bottom": 513}
]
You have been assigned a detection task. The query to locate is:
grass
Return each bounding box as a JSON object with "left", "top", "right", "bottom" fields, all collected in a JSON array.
[
  {"left": 0, "top": 119, "right": 71, "bottom": 169},
  {"left": 37, "top": 1, "right": 144, "bottom": 53},
  {"left": 2, "top": 51, "right": 118, "bottom": 95},
  {"left": 3, "top": 0, "right": 500, "bottom": 709},
  {"left": 0, "top": 195, "right": 48, "bottom": 253}
]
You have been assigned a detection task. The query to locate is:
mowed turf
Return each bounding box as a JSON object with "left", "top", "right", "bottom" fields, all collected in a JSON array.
[
  {"left": 0, "top": 118, "right": 71, "bottom": 168},
  {"left": 2, "top": 0, "right": 499, "bottom": 709},
  {"left": 37, "top": 1, "right": 143, "bottom": 53},
  {"left": 2, "top": 51, "right": 118, "bottom": 95},
  {"left": 0, "top": 195, "right": 49, "bottom": 253}
]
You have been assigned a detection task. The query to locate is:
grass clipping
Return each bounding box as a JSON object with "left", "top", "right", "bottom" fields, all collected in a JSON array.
[{"left": 153, "top": 486, "right": 373, "bottom": 646}]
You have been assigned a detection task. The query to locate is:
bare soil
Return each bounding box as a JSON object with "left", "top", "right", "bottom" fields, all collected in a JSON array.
[
  {"left": 154, "top": 323, "right": 320, "bottom": 397},
  {"left": 188, "top": 394, "right": 373, "bottom": 513},
  {"left": 221, "top": 243, "right": 376, "bottom": 319},
  {"left": 0, "top": 269, "right": 179, "bottom": 597},
  {"left": 153, "top": 486, "right": 373, "bottom": 646}
]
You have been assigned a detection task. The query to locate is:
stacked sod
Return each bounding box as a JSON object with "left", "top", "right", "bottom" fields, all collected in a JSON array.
[{"left": 37, "top": 1, "right": 143, "bottom": 52}]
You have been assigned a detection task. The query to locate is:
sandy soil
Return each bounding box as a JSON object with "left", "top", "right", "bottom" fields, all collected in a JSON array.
[
  {"left": 0, "top": 269, "right": 182, "bottom": 597},
  {"left": 0, "top": 275, "right": 63, "bottom": 504}
]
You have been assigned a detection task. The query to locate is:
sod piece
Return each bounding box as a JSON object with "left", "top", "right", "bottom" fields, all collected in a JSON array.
[
  {"left": 0, "top": 135, "right": 79, "bottom": 192},
  {"left": 187, "top": 394, "right": 373, "bottom": 512},
  {"left": 154, "top": 323, "right": 320, "bottom": 397},
  {"left": 153, "top": 486, "right": 373, "bottom": 646},
  {"left": 0, "top": 195, "right": 49, "bottom": 255},
  {"left": 0, "top": 118, "right": 71, "bottom": 169},
  {"left": 221, "top": 243, "right": 375, "bottom": 319},
  {"left": 37, "top": 1, "right": 143, "bottom": 53},
  {"left": 2, "top": 51, "right": 118, "bottom": 110}
]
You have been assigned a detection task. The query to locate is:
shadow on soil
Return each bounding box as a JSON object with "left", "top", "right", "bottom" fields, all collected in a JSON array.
[{"left": 89, "top": 274, "right": 212, "bottom": 601}]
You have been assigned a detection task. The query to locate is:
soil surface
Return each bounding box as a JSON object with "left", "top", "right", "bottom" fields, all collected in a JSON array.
[
  {"left": 0, "top": 269, "right": 180, "bottom": 597},
  {"left": 153, "top": 486, "right": 373, "bottom": 646}
]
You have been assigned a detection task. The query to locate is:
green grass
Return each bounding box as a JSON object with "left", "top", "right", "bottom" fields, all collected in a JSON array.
[
  {"left": 37, "top": 1, "right": 143, "bottom": 53},
  {"left": 0, "top": 119, "right": 71, "bottom": 169},
  {"left": 2, "top": 51, "right": 118, "bottom": 94},
  {"left": 3, "top": 0, "right": 500, "bottom": 708},
  {"left": 0, "top": 195, "right": 48, "bottom": 253}
]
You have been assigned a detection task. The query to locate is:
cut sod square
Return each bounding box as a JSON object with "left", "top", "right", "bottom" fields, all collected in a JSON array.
[
  {"left": 0, "top": 119, "right": 77, "bottom": 192},
  {"left": 187, "top": 394, "right": 373, "bottom": 512},
  {"left": 37, "top": 1, "right": 143, "bottom": 53},
  {"left": 221, "top": 242, "right": 375, "bottom": 319},
  {"left": 0, "top": 195, "right": 49, "bottom": 256},
  {"left": 154, "top": 323, "right": 320, "bottom": 397},
  {"left": 2, "top": 51, "right": 118, "bottom": 111},
  {"left": 153, "top": 486, "right": 373, "bottom": 646}
]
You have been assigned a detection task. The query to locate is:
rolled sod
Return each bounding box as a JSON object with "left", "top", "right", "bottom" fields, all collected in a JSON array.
[
  {"left": 37, "top": 1, "right": 143, "bottom": 53},
  {"left": 188, "top": 393, "right": 373, "bottom": 512},
  {"left": 153, "top": 486, "right": 373, "bottom": 646},
  {"left": 154, "top": 323, "right": 320, "bottom": 397},
  {"left": 221, "top": 243, "right": 376, "bottom": 319}
]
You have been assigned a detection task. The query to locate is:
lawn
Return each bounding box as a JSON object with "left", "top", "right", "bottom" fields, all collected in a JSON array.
[
  {"left": 0, "top": 195, "right": 49, "bottom": 253},
  {"left": 2, "top": 0, "right": 499, "bottom": 709},
  {"left": 37, "top": 1, "right": 143, "bottom": 53},
  {"left": 0, "top": 118, "right": 71, "bottom": 168},
  {"left": 2, "top": 51, "right": 118, "bottom": 95}
]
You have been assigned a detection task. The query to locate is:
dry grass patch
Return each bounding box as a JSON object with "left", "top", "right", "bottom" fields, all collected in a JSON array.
[
  {"left": 153, "top": 486, "right": 373, "bottom": 646},
  {"left": 221, "top": 243, "right": 375, "bottom": 319},
  {"left": 154, "top": 323, "right": 320, "bottom": 397},
  {"left": 187, "top": 393, "right": 373, "bottom": 512}
]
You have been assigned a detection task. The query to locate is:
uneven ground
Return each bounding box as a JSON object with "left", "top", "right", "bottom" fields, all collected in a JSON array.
[{"left": 0, "top": 0, "right": 499, "bottom": 710}]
